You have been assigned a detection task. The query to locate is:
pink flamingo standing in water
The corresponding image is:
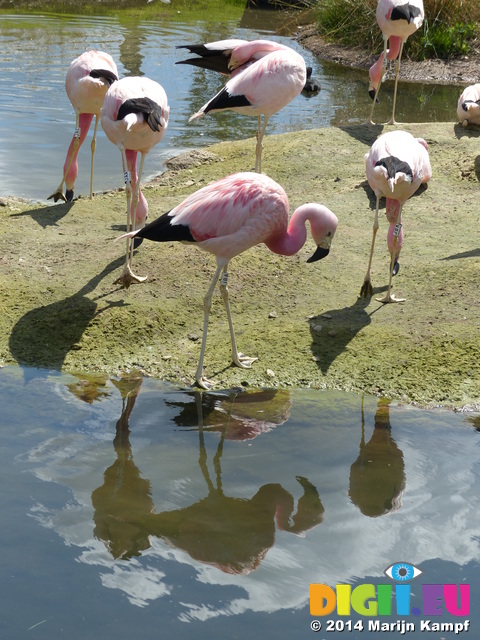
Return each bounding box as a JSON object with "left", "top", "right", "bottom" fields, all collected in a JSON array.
[
  {"left": 360, "top": 130, "right": 432, "bottom": 303},
  {"left": 101, "top": 76, "right": 169, "bottom": 288},
  {"left": 119, "top": 172, "right": 338, "bottom": 389},
  {"left": 48, "top": 50, "right": 118, "bottom": 203},
  {"left": 177, "top": 39, "right": 306, "bottom": 172},
  {"left": 368, "top": 0, "right": 424, "bottom": 124}
]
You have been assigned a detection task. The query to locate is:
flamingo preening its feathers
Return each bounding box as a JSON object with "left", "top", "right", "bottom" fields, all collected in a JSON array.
[
  {"left": 48, "top": 50, "right": 118, "bottom": 203},
  {"left": 177, "top": 39, "right": 306, "bottom": 172},
  {"left": 368, "top": 0, "right": 424, "bottom": 124},
  {"left": 360, "top": 130, "right": 432, "bottom": 303},
  {"left": 119, "top": 172, "right": 338, "bottom": 389}
]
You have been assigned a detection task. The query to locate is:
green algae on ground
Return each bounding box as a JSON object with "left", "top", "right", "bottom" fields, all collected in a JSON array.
[{"left": 1, "top": 122, "right": 479, "bottom": 409}]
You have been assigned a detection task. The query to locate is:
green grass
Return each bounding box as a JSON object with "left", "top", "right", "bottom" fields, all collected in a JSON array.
[{"left": 316, "top": 0, "right": 480, "bottom": 60}]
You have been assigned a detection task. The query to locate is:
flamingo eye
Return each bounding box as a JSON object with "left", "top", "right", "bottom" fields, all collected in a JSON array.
[
  {"left": 384, "top": 562, "right": 422, "bottom": 582},
  {"left": 327, "top": 231, "right": 332, "bottom": 236}
]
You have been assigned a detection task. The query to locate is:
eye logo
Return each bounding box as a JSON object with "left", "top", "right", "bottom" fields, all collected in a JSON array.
[
  {"left": 310, "top": 561, "right": 470, "bottom": 618},
  {"left": 385, "top": 562, "right": 422, "bottom": 582}
]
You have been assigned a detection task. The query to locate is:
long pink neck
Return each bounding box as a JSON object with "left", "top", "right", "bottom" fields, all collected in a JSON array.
[
  {"left": 386, "top": 198, "right": 403, "bottom": 258},
  {"left": 265, "top": 208, "right": 308, "bottom": 257},
  {"left": 64, "top": 113, "right": 94, "bottom": 190},
  {"left": 369, "top": 52, "right": 385, "bottom": 89},
  {"left": 387, "top": 36, "right": 402, "bottom": 60},
  {"left": 126, "top": 149, "right": 148, "bottom": 227}
]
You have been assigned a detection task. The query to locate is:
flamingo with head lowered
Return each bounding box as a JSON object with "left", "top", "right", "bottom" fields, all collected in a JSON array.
[
  {"left": 119, "top": 171, "right": 338, "bottom": 389},
  {"left": 101, "top": 75, "right": 170, "bottom": 288},
  {"left": 367, "top": 0, "right": 424, "bottom": 125},
  {"left": 360, "top": 130, "right": 432, "bottom": 303},
  {"left": 48, "top": 50, "right": 118, "bottom": 203},
  {"left": 457, "top": 84, "right": 480, "bottom": 127},
  {"left": 177, "top": 39, "right": 306, "bottom": 173}
]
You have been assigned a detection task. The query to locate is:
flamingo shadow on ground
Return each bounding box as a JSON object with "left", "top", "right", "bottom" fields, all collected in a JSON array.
[
  {"left": 9, "top": 201, "right": 75, "bottom": 229},
  {"left": 9, "top": 256, "right": 126, "bottom": 372},
  {"left": 453, "top": 122, "right": 480, "bottom": 140},
  {"left": 339, "top": 124, "right": 384, "bottom": 147},
  {"left": 309, "top": 296, "right": 383, "bottom": 375},
  {"left": 441, "top": 248, "right": 480, "bottom": 261}
]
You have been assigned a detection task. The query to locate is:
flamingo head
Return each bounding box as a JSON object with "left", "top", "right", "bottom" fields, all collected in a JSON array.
[{"left": 303, "top": 204, "right": 338, "bottom": 262}]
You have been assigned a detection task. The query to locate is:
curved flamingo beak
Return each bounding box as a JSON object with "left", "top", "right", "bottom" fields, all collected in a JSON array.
[{"left": 307, "top": 237, "right": 332, "bottom": 263}]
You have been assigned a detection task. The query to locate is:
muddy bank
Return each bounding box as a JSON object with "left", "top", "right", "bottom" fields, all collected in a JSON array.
[
  {"left": 297, "top": 24, "right": 480, "bottom": 86},
  {"left": 1, "top": 122, "right": 479, "bottom": 409}
]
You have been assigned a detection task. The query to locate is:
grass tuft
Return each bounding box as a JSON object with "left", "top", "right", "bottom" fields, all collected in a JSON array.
[{"left": 316, "top": 0, "right": 480, "bottom": 60}]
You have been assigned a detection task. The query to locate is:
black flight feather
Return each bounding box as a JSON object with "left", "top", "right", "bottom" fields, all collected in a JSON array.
[
  {"left": 176, "top": 44, "right": 234, "bottom": 75},
  {"left": 177, "top": 44, "right": 219, "bottom": 57},
  {"left": 89, "top": 68, "right": 118, "bottom": 86},
  {"left": 116, "top": 97, "right": 164, "bottom": 132},
  {"left": 176, "top": 55, "right": 231, "bottom": 75},
  {"left": 462, "top": 99, "right": 480, "bottom": 111},
  {"left": 375, "top": 156, "right": 413, "bottom": 182},
  {"left": 135, "top": 210, "right": 195, "bottom": 243},
  {"left": 203, "top": 87, "right": 251, "bottom": 114},
  {"left": 391, "top": 3, "right": 422, "bottom": 23}
]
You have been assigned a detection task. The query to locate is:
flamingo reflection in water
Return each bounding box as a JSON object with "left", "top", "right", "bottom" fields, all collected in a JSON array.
[
  {"left": 91, "top": 387, "right": 325, "bottom": 571},
  {"left": 349, "top": 397, "right": 406, "bottom": 518}
]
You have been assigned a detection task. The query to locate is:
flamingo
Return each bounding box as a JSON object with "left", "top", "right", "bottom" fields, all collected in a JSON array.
[
  {"left": 457, "top": 84, "right": 480, "bottom": 127},
  {"left": 367, "top": 0, "right": 424, "bottom": 125},
  {"left": 100, "top": 76, "right": 170, "bottom": 288},
  {"left": 48, "top": 50, "right": 118, "bottom": 203},
  {"left": 177, "top": 39, "right": 306, "bottom": 172},
  {"left": 119, "top": 172, "right": 338, "bottom": 389},
  {"left": 303, "top": 67, "right": 321, "bottom": 94},
  {"left": 360, "top": 130, "right": 431, "bottom": 303}
]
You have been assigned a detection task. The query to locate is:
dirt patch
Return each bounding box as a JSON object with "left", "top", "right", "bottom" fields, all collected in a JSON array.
[
  {"left": 297, "top": 24, "right": 480, "bottom": 86},
  {"left": 1, "top": 122, "right": 480, "bottom": 409}
]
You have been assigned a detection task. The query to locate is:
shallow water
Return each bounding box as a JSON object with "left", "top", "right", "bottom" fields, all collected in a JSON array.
[
  {"left": 0, "top": 365, "right": 478, "bottom": 639},
  {"left": 0, "top": 9, "right": 460, "bottom": 201}
]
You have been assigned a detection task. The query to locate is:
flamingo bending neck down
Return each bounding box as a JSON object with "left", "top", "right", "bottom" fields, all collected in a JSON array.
[
  {"left": 101, "top": 76, "right": 170, "bottom": 288},
  {"left": 457, "top": 84, "right": 480, "bottom": 127},
  {"left": 360, "top": 130, "right": 432, "bottom": 303},
  {"left": 48, "top": 50, "right": 118, "bottom": 203},
  {"left": 367, "top": 0, "right": 424, "bottom": 125},
  {"left": 303, "top": 67, "right": 321, "bottom": 94},
  {"left": 177, "top": 39, "right": 306, "bottom": 173},
  {"left": 119, "top": 171, "right": 338, "bottom": 389}
]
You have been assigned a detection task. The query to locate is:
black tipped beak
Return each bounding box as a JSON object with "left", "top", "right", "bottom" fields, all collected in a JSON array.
[
  {"left": 307, "top": 245, "right": 330, "bottom": 263},
  {"left": 368, "top": 89, "right": 379, "bottom": 103}
]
